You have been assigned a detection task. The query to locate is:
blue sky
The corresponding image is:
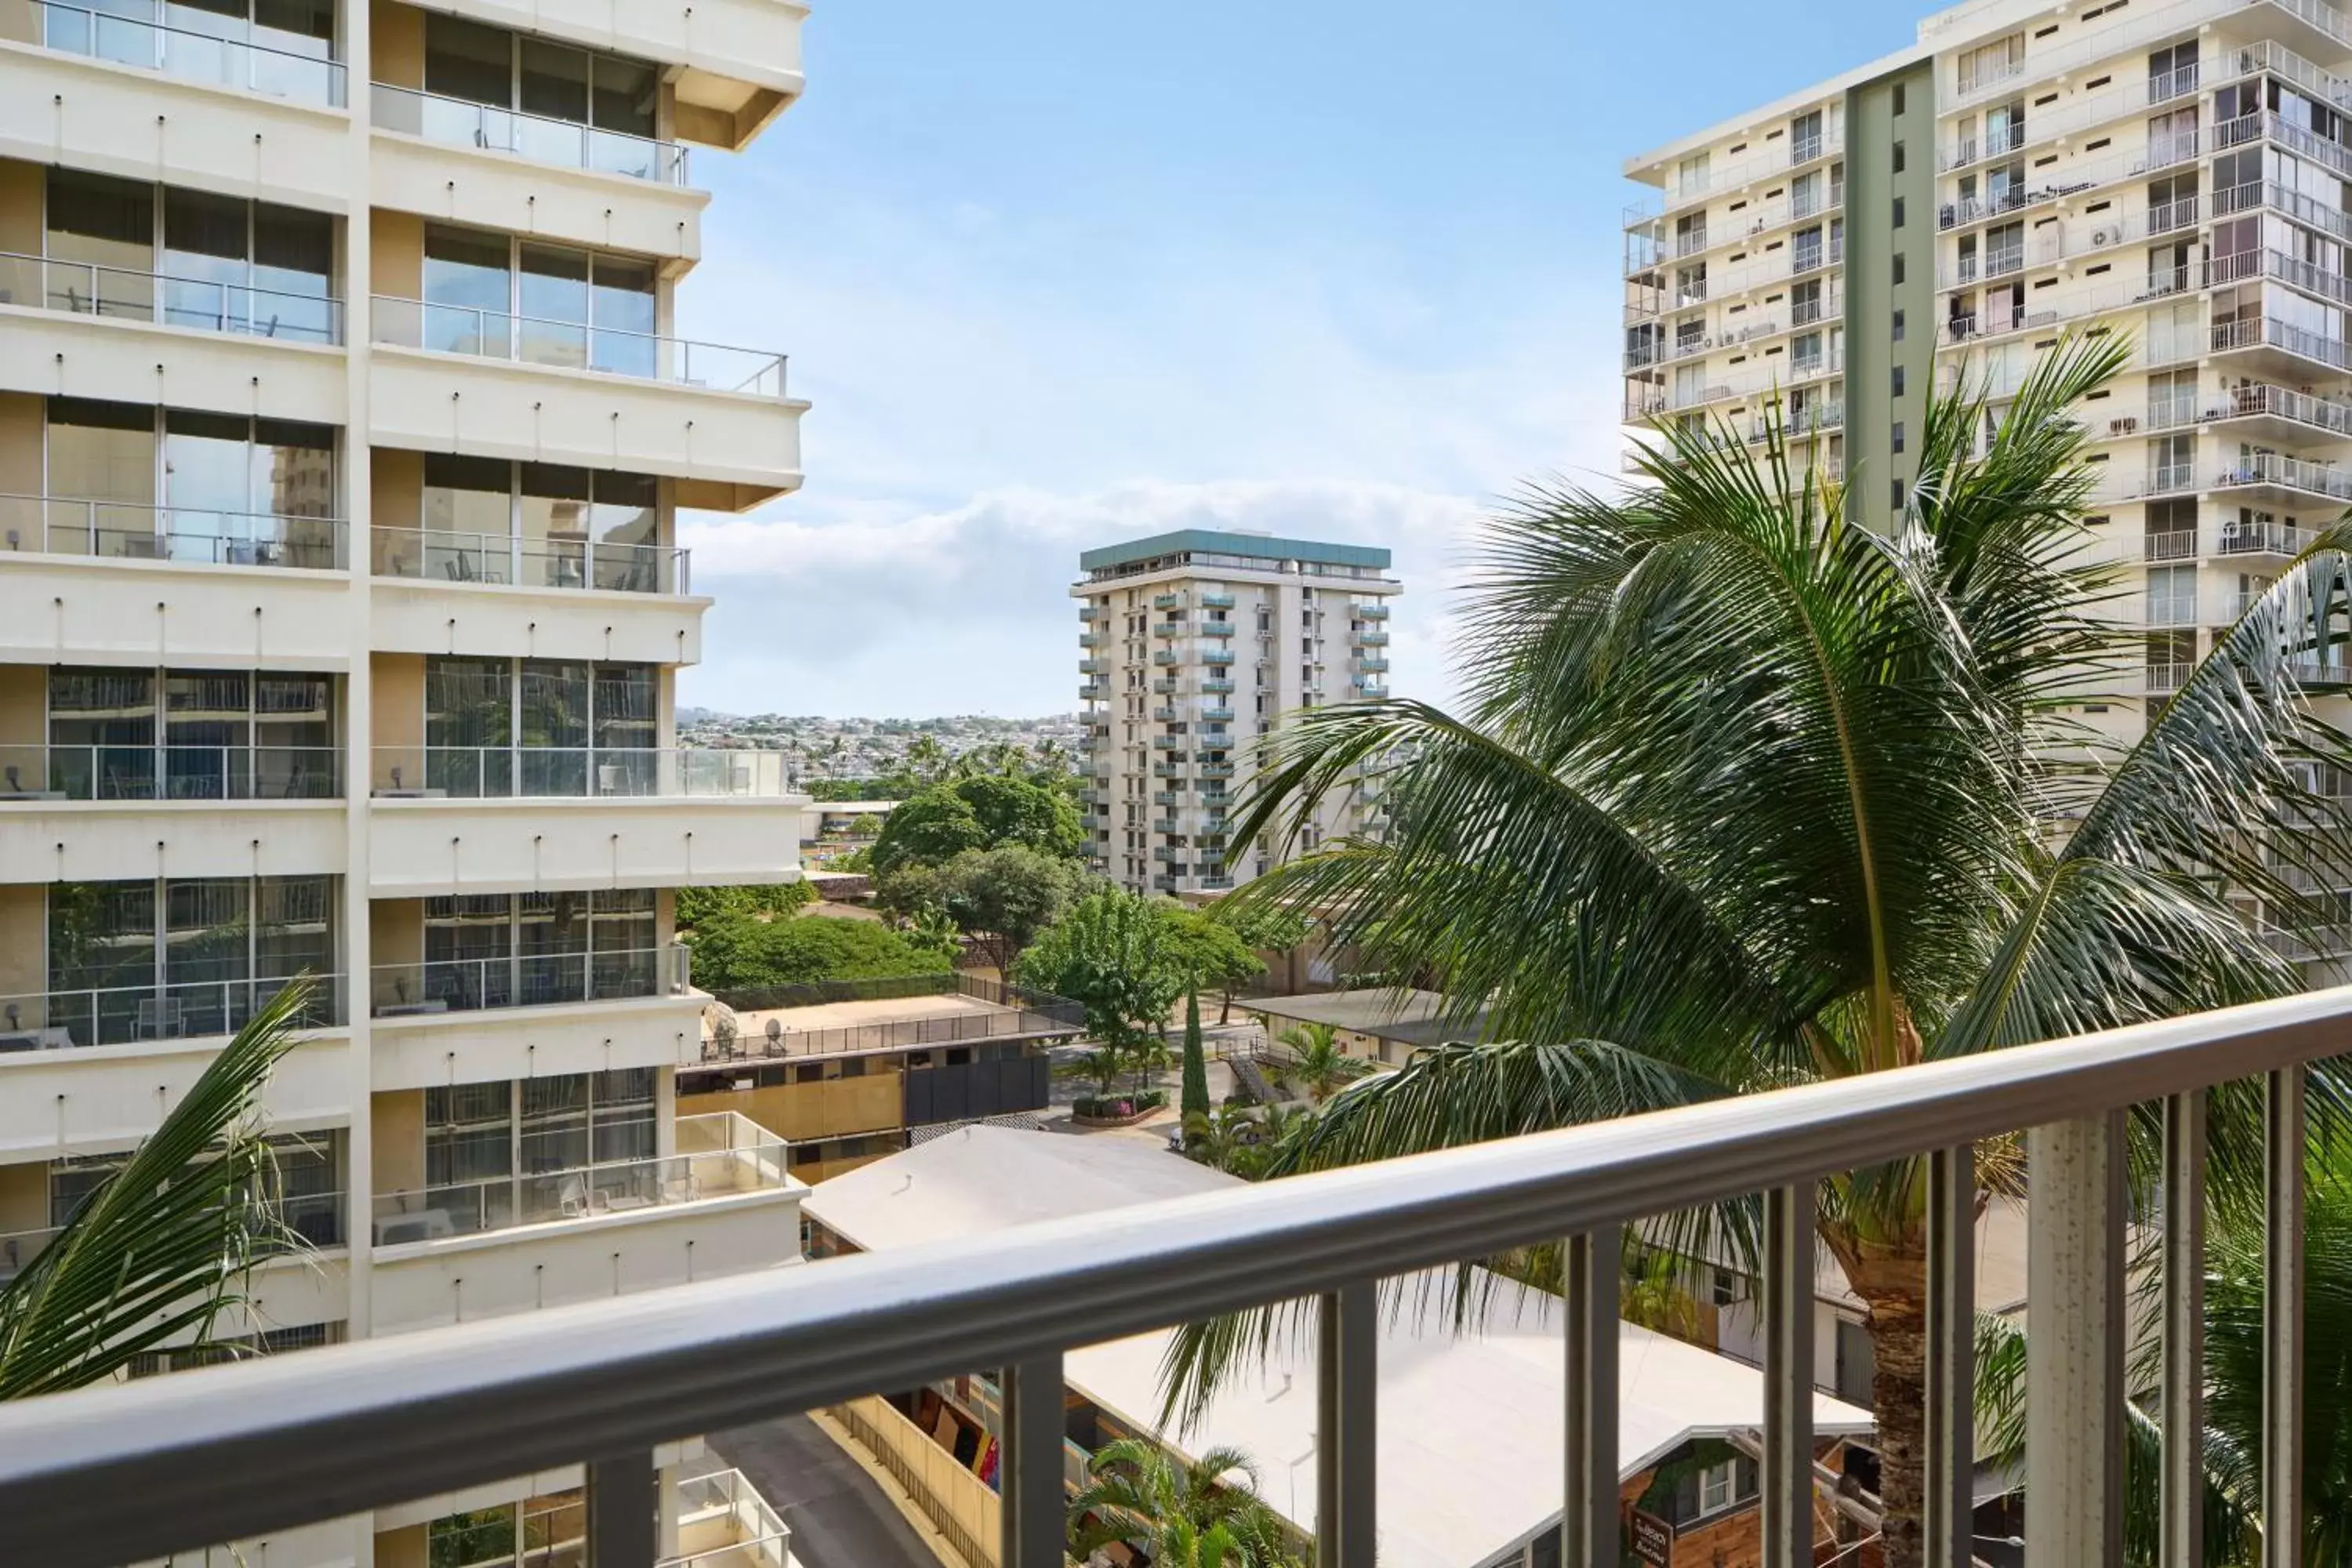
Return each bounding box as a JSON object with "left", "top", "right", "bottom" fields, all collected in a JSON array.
[{"left": 674, "top": 0, "right": 1918, "bottom": 718}]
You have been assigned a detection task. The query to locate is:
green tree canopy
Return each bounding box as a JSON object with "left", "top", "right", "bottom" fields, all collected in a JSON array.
[
  {"left": 869, "top": 775, "right": 1085, "bottom": 876},
  {"left": 1164, "top": 336, "right": 2352, "bottom": 1568},
  {"left": 673, "top": 881, "right": 815, "bottom": 931},
  {"left": 1014, "top": 886, "right": 1187, "bottom": 1056},
  {"left": 686, "top": 913, "right": 952, "bottom": 992},
  {"left": 878, "top": 845, "right": 1091, "bottom": 975}
]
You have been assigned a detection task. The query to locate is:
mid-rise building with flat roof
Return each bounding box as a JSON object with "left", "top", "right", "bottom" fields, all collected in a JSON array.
[
  {"left": 1072, "top": 529, "right": 1400, "bottom": 896},
  {"left": 0, "top": 0, "right": 814, "bottom": 1558}
]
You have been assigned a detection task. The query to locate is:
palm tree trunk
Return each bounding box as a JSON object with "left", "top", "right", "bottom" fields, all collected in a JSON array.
[{"left": 1850, "top": 1258, "right": 1930, "bottom": 1568}]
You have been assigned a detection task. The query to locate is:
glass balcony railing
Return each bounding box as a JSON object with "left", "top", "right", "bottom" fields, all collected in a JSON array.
[
  {"left": 0, "top": 743, "right": 339, "bottom": 801},
  {"left": 368, "top": 946, "right": 688, "bottom": 1019},
  {"left": 25, "top": 0, "right": 345, "bottom": 107},
  {"left": 369, "top": 525, "right": 688, "bottom": 594},
  {"left": 369, "top": 1112, "right": 788, "bottom": 1246},
  {"left": 368, "top": 746, "right": 796, "bottom": 800},
  {"left": 369, "top": 82, "right": 689, "bottom": 185},
  {"left": 370, "top": 296, "right": 789, "bottom": 399},
  {"left": 0, "top": 495, "right": 345, "bottom": 569},
  {"left": 0, "top": 974, "right": 346, "bottom": 1052},
  {"left": 0, "top": 252, "right": 341, "bottom": 343}
]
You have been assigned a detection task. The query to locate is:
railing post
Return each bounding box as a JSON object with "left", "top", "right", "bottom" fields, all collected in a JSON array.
[
  {"left": 1000, "top": 1354, "right": 1064, "bottom": 1568},
  {"left": 1924, "top": 1145, "right": 1974, "bottom": 1568},
  {"left": 2161, "top": 1091, "right": 2206, "bottom": 1568},
  {"left": 585, "top": 1450, "right": 655, "bottom": 1568},
  {"left": 1761, "top": 1182, "right": 1815, "bottom": 1568},
  {"left": 2263, "top": 1065, "right": 2305, "bottom": 1568},
  {"left": 1560, "top": 1228, "right": 1620, "bottom": 1568},
  {"left": 2026, "top": 1112, "right": 2125, "bottom": 1568},
  {"left": 1317, "top": 1280, "right": 1377, "bottom": 1568}
]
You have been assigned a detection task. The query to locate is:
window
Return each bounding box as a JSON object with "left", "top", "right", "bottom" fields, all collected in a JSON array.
[
  {"left": 1892, "top": 253, "right": 1906, "bottom": 285},
  {"left": 44, "top": 169, "right": 334, "bottom": 343},
  {"left": 1891, "top": 308, "right": 1906, "bottom": 341},
  {"left": 1892, "top": 420, "right": 1906, "bottom": 454},
  {"left": 411, "top": 13, "right": 664, "bottom": 176},
  {"left": 43, "top": 875, "right": 336, "bottom": 1047},
  {"left": 44, "top": 665, "right": 332, "bottom": 801},
  {"left": 1891, "top": 365, "right": 1906, "bottom": 397},
  {"left": 1957, "top": 34, "right": 2024, "bottom": 95},
  {"left": 1697, "top": 1460, "right": 1739, "bottom": 1515},
  {"left": 401, "top": 456, "right": 670, "bottom": 592},
  {"left": 1891, "top": 140, "right": 1906, "bottom": 173},
  {"left": 1892, "top": 477, "right": 1906, "bottom": 511},
  {"left": 1892, "top": 196, "right": 1906, "bottom": 228},
  {"left": 1893, "top": 82, "right": 1907, "bottom": 117}
]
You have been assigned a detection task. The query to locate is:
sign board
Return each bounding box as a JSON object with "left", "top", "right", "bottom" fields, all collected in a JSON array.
[{"left": 1630, "top": 1508, "right": 1673, "bottom": 1566}]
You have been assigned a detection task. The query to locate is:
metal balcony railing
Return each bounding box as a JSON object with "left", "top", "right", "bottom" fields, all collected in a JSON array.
[
  {"left": 369, "top": 524, "right": 689, "bottom": 593},
  {"left": 2210, "top": 314, "right": 2352, "bottom": 372},
  {"left": 25, "top": 0, "right": 346, "bottom": 105},
  {"left": 0, "top": 974, "right": 346, "bottom": 1053},
  {"left": 0, "top": 251, "right": 342, "bottom": 343},
  {"left": 368, "top": 746, "right": 796, "bottom": 800},
  {"left": 371, "top": 1113, "right": 789, "bottom": 1247},
  {"left": 368, "top": 945, "right": 689, "bottom": 1019},
  {"left": 9, "top": 989, "right": 2349, "bottom": 1567},
  {"left": 370, "top": 296, "right": 788, "bottom": 398},
  {"left": 369, "top": 82, "right": 689, "bottom": 185},
  {"left": 0, "top": 743, "right": 340, "bottom": 801},
  {"left": 2211, "top": 451, "right": 2352, "bottom": 500},
  {"left": 0, "top": 495, "right": 346, "bottom": 569}
]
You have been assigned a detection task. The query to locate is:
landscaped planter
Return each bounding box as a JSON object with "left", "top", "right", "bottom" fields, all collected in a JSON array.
[{"left": 1072, "top": 1091, "right": 1167, "bottom": 1127}]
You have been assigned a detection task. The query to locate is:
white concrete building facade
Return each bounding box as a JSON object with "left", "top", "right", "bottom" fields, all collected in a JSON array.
[
  {"left": 1622, "top": 0, "right": 2352, "bottom": 763},
  {"left": 1072, "top": 529, "right": 1400, "bottom": 897},
  {"left": 0, "top": 0, "right": 812, "bottom": 1560}
]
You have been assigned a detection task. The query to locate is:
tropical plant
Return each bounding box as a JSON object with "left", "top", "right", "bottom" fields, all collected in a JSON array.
[
  {"left": 869, "top": 775, "right": 1087, "bottom": 877},
  {"left": 877, "top": 845, "right": 1089, "bottom": 975},
  {"left": 1975, "top": 1135, "right": 2352, "bottom": 1564},
  {"left": 684, "top": 913, "right": 953, "bottom": 991},
  {"left": 1016, "top": 887, "right": 1188, "bottom": 1090},
  {"left": 1068, "top": 1437, "right": 1293, "bottom": 1568},
  {"left": 1169, "top": 336, "right": 2352, "bottom": 1568},
  {"left": 1273, "top": 1023, "right": 1348, "bottom": 1103},
  {"left": 1182, "top": 989, "right": 1212, "bottom": 1124},
  {"left": 1165, "top": 908, "right": 1265, "bottom": 1016},
  {"left": 673, "top": 881, "right": 815, "bottom": 931},
  {"left": 0, "top": 978, "right": 317, "bottom": 1399}
]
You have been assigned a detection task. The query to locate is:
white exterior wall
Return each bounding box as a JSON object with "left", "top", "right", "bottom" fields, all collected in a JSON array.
[
  {"left": 1072, "top": 550, "right": 1401, "bottom": 897},
  {"left": 0, "top": 1, "right": 811, "bottom": 1558}
]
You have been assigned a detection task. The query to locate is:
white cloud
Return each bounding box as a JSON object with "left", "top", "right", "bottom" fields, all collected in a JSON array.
[{"left": 672, "top": 167, "right": 1632, "bottom": 717}]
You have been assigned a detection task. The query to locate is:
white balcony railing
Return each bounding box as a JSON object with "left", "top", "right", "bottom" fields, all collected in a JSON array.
[
  {"left": 370, "top": 1112, "right": 789, "bottom": 1247},
  {"left": 24, "top": 0, "right": 346, "bottom": 105},
  {"left": 1939, "top": 60, "right": 2201, "bottom": 173},
  {"left": 369, "top": 297, "right": 789, "bottom": 399},
  {"left": 370, "top": 525, "right": 688, "bottom": 594},
  {"left": 0, "top": 495, "right": 346, "bottom": 569},
  {"left": 0, "top": 973, "right": 346, "bottom": 1054},
  {"left": 369, "top": 82, "right": 689, "bottom": 185},
  {"left": 368, "top": 946, "right": 689, "bottom": 1021},
  {"left": 0, "top": 743, "right": 339, "bottom": 801},
  {"left": 368, "top": 747, "right": 797, "bottom": 800},
  {"left": 10, "top": 988, "right": 2350, "bottom": 1568},
  {"left": 0, "top": 252, "right": 342, "bottom": 344}
]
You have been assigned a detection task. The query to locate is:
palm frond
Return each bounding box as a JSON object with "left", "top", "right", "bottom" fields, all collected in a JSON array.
[{"left": 0, "top": 977, "right": 316, "bottom": 1399}]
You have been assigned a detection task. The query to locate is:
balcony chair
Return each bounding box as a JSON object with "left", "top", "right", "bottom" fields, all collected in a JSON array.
[{"left": 133, "top": 997, "right": 185, "bottom": 1040}]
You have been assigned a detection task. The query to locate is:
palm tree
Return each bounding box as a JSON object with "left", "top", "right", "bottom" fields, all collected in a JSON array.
[
  {"left": 1273, "top": 1023, "right": 1348, "bottom": 1103},
  {"left": 1173, "top": 336, "right": 2352, "bottom": 1568},
  {"left": 1068, "top": 1436, "right": 1294, "bottom": 1567},
  {"left": 0, "top": 978, "right": 318, "bottom": 1399}
]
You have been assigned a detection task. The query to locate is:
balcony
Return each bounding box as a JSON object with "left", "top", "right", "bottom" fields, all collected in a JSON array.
[
  {"left": 368, "top": 1110, "right": 804, "bottom": 1333},
  {"left": 368, "top": 945, "right": 689, "bottom": 1022},
  {"left": 1202, "top": 648, "right": 1236, "bottom": 666},
  {"left": 2209, "top": 451, "right": 2352, "bottom": 503},
  {"left": 369, "top": 82, "right": 688, "bottom": 184},
  {"left": 367, "top": 298, "right": 800, "bottom": 506},
  {"left": 0, "top": 740, "right": 345, "bottom": 883},
  {"left": 0, "top": 250, "right": 340, "bottom": 345},
  {"left": 1200, "top": 592, "right": 1236, "bottom": 608},
  {"left": 15, "top": 0, "right": 344, "bottom": 104},
  {"left": 0, "top": 972, "right": 346, "bottom": 1054},
  {"left": 1356, "top": 602, "right": 1389, "bottom": 619},
  {"left": 1356, "top": 630, "right": 1391, "bottom": 647},
  {"left": 1152, "top": 592, "right": 1181, "bottom": 609},
  {"left": 367, "top": 752, "right": 805, "bottom": 897},
  {"left": 1150, "top": 621, "right": 1187, "bottom": 638},
  {"left": 1200, "top": 677, "right": 1236, "bottom": 694},
  {"left": 2, "top": 495, "right": 345, "bottom": 571},
  {"left": 22, "top": 989, "right": 2347, "bottom": 1568}
]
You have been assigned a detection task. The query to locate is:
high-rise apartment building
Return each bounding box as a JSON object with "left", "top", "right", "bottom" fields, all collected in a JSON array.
[
  {"left": 1622, "top": 0, "right": 2352, "bottom": 747},
  {"left": 1073, "top": 530, "right": 1400, "bottom": 895},
  {"left": 0, "top": 0, "right": 813, "bottom": 1560}
]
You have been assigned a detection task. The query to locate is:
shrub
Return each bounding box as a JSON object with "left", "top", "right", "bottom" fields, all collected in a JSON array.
[{"left": 684, "top": 913, "right": 951, "bottom": 992}]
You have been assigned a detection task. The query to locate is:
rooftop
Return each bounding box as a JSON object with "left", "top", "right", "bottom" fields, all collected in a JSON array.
[
  {"left": 807, "top": 1127, "right": 1875, "bottom": 1568},
  {"left": 1246, "top": 988, "right": 1483, "bottom": 1052},
  {"left": 1078, "top": 529, "right": 1392, "bottom": 575},
  {"left": 691, "top": 975, "right": 1086, "bottom": 1066}
]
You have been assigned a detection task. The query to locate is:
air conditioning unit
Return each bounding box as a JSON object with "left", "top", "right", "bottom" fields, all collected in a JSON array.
[{"left": 2091, "top": 227, "right": 2114, "bottom": 247}]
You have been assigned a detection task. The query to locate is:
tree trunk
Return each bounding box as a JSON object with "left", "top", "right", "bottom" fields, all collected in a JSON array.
[{"left": 1848, "top": 1254, "right": 1930, "bottom": 1568}]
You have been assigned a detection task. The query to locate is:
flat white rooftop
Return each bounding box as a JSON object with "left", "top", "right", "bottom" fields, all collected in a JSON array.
[{"left": 807, "top": 1127, "right": 1874, "bottom": 1568}]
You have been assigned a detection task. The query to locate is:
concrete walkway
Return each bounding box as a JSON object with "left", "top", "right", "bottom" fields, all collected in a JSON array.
[{"left": 710, "top": 1414, "right": 939, "bottom": 1568}]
